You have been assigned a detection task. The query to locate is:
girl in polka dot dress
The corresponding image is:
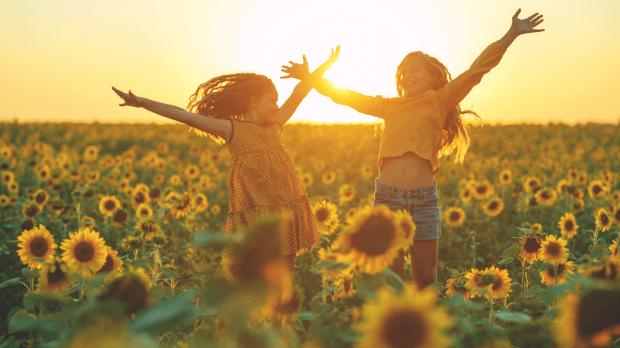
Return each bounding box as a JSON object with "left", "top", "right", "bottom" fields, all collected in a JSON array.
[
  {"left": 282, "top": 9, "right": 544, "bottom": 289},
  {"left": 112, "top": 46, "right": 340, "bottom": 277}
]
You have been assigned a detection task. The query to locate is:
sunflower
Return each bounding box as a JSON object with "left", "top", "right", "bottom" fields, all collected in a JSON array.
[
  {"left": 0, "top": 194, "right": 9, "bottom": 207},
  {"left": 588, "top": 180, "right": 607, "bottom": 200},
  {"left": 354, "top": 286, "right": 452, "bottom": 348},
  {"left": 312, "top": 200, "right": 339, "bottom": 235},
  {"left": 7, "top": 180, "right": 19, "bottom": 194},
  {"left": 17, "top": 224, "right": 58, "bottom": 269},
  {"left": 498, "top": 169, "right": 512, "bottom": 187},
  {"left": 334, "top": 277, "right": 356, "bottom": 298},
  {"left": 0, "top": 146, "right": 11, "bottom": 160},
  {"left": 539, "top": 261, "right": 574, "bottom": 286},
  {"left": 567, "top": 169, "right": 579, "bottom": 182},
  {"left": 32, "top": 189, "right": 49, "bottom": 206},
  {"left": 81, "top": 216, "right": 96, "bottom": 228},
  {"left": 98, "top": 266, "right": 153, "bottom": 316},
  {"left": 595, "top": 208, "right": 612, "bottom": 232},
  {"left": 333, "top": 205, "right": 403, "bottom": 274},
  {"left": 316, "top": 248, "right": 354, "bottom": 279},
  {"left": 153, "top": 174, "right": 165, "bottom": 186},
  {"left": 472, "top": 180, "right": 494, "bottom": 200},
  {"left": 444, "top": 206, "right": 465, "bottom": 227},
  {"left": 96, "top": 245, "right": 124, "bottom": 274},
  {"left": 570, "top": 199, "right": 584, "bottom": 214},
  {"left": 482, "top": 197, "right": 504, "bottom": 217},
  {"left": 519, "top": 235, "right": 542, "bottom": 262},
  {"left": 99, "top": 195, "right": 121, "bottom": 217},
  {"left": 270, "top": 287, "right": 303, "bottom": 327},
  {"left": 534, "top": 187, "right": 557, "bottom": 207},
  {"left": 465, "top": 267, "right": 508, "bottom": 299},
  {"left": 360, "top": 164, "right": 374, "bottom": 180},
  {"left": 36, "top": 165, "right": 51, "bottom": 182},
  {"left": 539, "top": 235, "right": 569, "bottom": 266},
  {"left": 134, "top": 219, "right": 160, "bottom": 242},
  {"left": 553, "top": 290, "right": 620, "bottom": 348},
  {"left": 345, "top": 207, "right": 358, "bottom": 224},
  {"left": 185, "top": 164, "right": 200, "bottom": 180},
  {"left": 322, "top": 171, "right": 336, "bottom": 185},
  {"left": 131, "top": 190, "right": 150, "bottom": 207},
  {"left": 60, "top": 226, "right": 108, "bottom": 276},
  {"left": 83, "top": 145, "right": 99, "bottom": 162},
  {"left": 88, "top": 171, "right": 100, "bottom": 184},
  {"left": 193, "top": 193, "right": 209, "bottom": 212},
  {"left": 170, "top": 192, "right": 194, "bottom": 219},
  {"left": 301, "top": 172, "right": 313, "bottom": 188},
  {"left": 112, "top": 210, "right": 128, "bottom": 228},
  {"left": 395, "top": 210, "right": 416, "bottom": 247},
  {"left": 459, "top": 187, "right": 472, "bottom": 204},
  {"left": 148, "top": 187, "right": 162, "bottom": 202},
  {"left": 168, "top": 174, "right": 181, "bottom": 186},
  {"left": 135, "top": 203, "right": 153, "bottom": 219},
  {"left": 313, "top": 159, "right": 326, "bottom": 171},
  {"left": 36, "top": 257, "right": 76, "bottom": 294},
  {"left": 554, "top": 213, "right": 578, "bottom": 240},
  {"left": 611, "top": 190, "right": 620, "bottom": 204},
  {"left": 530, "top": 223, "right": 543, "bottom": 233},
  {"left": 211, "top": 204, "right": 221, "bottom": 215},
  {"left": 1, "top": 170, "right": 14, "bottom": 185},
  {"left": 156, "top": 142, "right": 169, "bottom": 154},
  {"left": 445, "top": 277, "right": 470, "bottom": 299},
  {"left": 338, "top": 184, "right": 356, "bottom": 204},
  {"left": 22, "top": 203, "right": 43, "bottom": 219}
]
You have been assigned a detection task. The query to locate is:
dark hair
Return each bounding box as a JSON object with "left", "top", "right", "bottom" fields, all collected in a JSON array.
[{"left": 186, "top": 73, "right": 275, "bottom": 143}]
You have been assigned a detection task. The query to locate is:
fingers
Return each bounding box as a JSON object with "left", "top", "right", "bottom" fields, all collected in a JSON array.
[
  {"left": 303, "top": 55, "right": 308, "bottom": 65},
  {"left": 525, "top": 12, "right": 539, "bottom": 21},
  {"left": 513, "top": 8, "right": 521, "bottom": 18}
]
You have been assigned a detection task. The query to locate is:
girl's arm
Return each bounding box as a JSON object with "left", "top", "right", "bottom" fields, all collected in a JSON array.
[
  {"left": 281, "top": 54, "right": 387, "bottom": 119},
  {"left": 112, "top": 86, "right": 232, "bottom": 142},
  {"left": 274, "top": 46, "right": 340, "bottom": 126},
  {"left": 438, "top": 9, "right": 544, "bottom": 115}
]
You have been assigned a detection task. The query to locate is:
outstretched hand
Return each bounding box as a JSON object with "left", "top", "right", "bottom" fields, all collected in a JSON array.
[
  {"left": 280, "top": 45, "right": 340, "bottom": 81},
  {"left": 112, "top": 86, "right": 144, "bottom": 107},
  {"left": 510, "top": 9, "right": 544, "bottom": 35}
]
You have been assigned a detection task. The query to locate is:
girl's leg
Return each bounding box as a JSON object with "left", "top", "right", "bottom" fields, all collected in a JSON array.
[
  {"left": 283, "top": 253, "right": 296, "bottom": 277},
  {"left": 389, "top": 249, "right": 407, "bottom": 280},
  {"left": 409, "top": 239, "right": 438, "bottom": 289}
]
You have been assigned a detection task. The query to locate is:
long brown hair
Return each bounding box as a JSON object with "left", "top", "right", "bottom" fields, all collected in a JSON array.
[
  {"left": 186, "top": 73, "right": 275, "bottom": 143},
  {"left": 396, "top": 52, "right": 481, "bottom": 164}
]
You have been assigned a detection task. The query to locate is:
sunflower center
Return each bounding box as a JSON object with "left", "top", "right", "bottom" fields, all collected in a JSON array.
[
  {"left": 114, "top": 210, "right": 128, "bottom": 223},
  {"left": 449, "top": 211, "right": 461, "bottom": 221},
  {"left": 22, "top": 220, "right": 35, "bottom": 231},
  {"left": 30, "top": 237, "right": 49, "bottom": 257},
  {"left": 25, "top": 205, "right": 40, "bottom": 217},
  {"left": 545, "top": 242, "right": 560, "bottom": 257},
  {"left": 381, "top": 309, "right": 427, "bottom": 348},
  {"left": 480, "top": 273, "right": 497, "bottom": 287},
  {"left": 541, "top": 191, "right": 550, "bottom": 199},
  {"left": 577, "top": 290, "right": 620, "bottom": 338},
  {"left": 104, "top": 200, "right": 116, "bottom": 211},
  {"left": 35, "top": 193, "right": 46, "bottom": 204},
  {"left": 316, "top": 208, "right": 330, "bottom": 223},
  {"left": 615, "top": 210, "right": 620, "bottom": 222},
  {"left": 564, "top": 220, "right": 574, "bottom": 231},
  {"left": 492, "top": 277, "right": 504, "bottom": 290},
  {"left": 74, "top": 242, "right": 95, "bottom": 262},
  {"left": 488, "top": 201, "right": 499, "bottom": 210},
  {"left": 135, "top": 193, "right": 146, "bottom": 204},
  {"left": 139, "top": 208, "right": 149, "bottom": 216},
  {"left": 149, "top": 188, "right": 161, "bottom": 199},
  {"left": 98, "top": 255, "right": 115, "bottom": 273},
  {"left": 349, "top": 215, "right": 396, "bottom": 256},
  {"left": 600, "top": 214, "right": 609, "bottom": 226},
  {"left": 524, "top": 238, "right": 541, "bottom": 253},
  {"left": 502, "top": 174, "right": 509, "bottom": 180},
  {"left": 48, "top": 262, "right": 67, "bottom": 284},
  {"left": 593, "top": 185, "right": 602, "bottom": 194},
  {"left": 476, "top": 186, "right": 487, "bottom": 194}
]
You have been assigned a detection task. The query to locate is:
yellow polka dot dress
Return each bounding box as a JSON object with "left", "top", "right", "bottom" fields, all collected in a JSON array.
[{"left": 224, "top": 119, "right": 320, "bottom": 257}]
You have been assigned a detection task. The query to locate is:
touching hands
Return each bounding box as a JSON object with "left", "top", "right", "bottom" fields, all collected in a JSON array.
[
  {"left": 112, "top": 86, "right": 144, "bottom": 107},
  {"left": 510, "top": 9, "right": 544, "bottom": 35}
]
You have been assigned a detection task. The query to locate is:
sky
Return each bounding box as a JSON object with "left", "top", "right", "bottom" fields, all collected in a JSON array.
[{"left": 1, "top": 0, "right": 619, "bottom": 125}]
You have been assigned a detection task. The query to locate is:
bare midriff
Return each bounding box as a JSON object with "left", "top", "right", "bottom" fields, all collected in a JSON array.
[{"left": 377, "top": 151, "right": 435, "bottom": 189}]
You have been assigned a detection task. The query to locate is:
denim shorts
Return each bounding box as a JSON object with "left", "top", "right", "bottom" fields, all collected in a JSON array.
[{"left": 372, "top": 180, "right": 441, "bottom": 241}]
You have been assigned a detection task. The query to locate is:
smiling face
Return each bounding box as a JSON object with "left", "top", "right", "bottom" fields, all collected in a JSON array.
[
  {"left": 397, "top": 54, "right": 437, "bottom": 98},
  {"left": 250, "top": 84, "right": 279, "bottom": 123}
]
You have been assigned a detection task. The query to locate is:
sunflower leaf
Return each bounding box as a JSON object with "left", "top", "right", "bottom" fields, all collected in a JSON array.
[
  {"left": 498, "top": 257, "right": 513, "bottom": 265},
  {"left": 495, "top": 310, "right": 531, "bottom": 322},
  {"left": 129, "top": 289, "right": 199, "bottom": 333},
  {"left": 521, "top": 285, "right": 545, "bottom": 298},
  {"left": 588, "top": 244, "right": 608, "bottom": 259},
  {"left": 501, "top": 244, "right": 522, "bottom": 259},
  {"left": 311, "top": 260, "right": 351, "bottom": 272},
  {"left": 384, "top": 268, "right": 405, "bottom": 294},
  {"left": 0, "top": 278, "right": 21, "bottom": 289}
]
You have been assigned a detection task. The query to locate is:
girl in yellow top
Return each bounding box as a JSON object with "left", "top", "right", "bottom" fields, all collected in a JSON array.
[
  {"left": 282, "top": 9, "right": 544, "bottom": 289},
  {"left": 112, "top": 47, "right": 340, "bottom": 278}
]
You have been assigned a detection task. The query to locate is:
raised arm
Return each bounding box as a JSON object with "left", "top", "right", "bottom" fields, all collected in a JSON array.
[
  {"left": 281, "top": 51, "right": 387, "bottom": 118},
  {"left": 274, "top": 46, "right": 340, "bottom": 126},
  {"left": 112, "top": 87, "right": 232, "bottom": 142},
  {"left": 438, "top": 9, "right": 544, "bottom": 115}
]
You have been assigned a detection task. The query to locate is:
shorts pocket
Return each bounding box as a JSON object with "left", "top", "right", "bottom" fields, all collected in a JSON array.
[{"left": 420, "top": 193, "right": 439, "bottom": 207}]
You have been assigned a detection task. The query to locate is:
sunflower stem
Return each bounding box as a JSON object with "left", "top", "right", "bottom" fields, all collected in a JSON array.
[
  {"left": 322, "top": 275, "right": 327, "bottom": 304},
  {"left": 488, "top": 285, "right": 494, "bottom": 324},
  {"left": 553, "top": 264, "right": 558, "bottom": 286},
  {"left": 30, "top": 278, "right": 34, "bottom": 292},
  {"left": 521, "top": 258, "right": 528, "bottom": 293},
  {"left": 592, "top": 227, "right": 599, "bottom": 247},
  {"left": 152, "top": 245, "right": 160, "bottom": 285}
]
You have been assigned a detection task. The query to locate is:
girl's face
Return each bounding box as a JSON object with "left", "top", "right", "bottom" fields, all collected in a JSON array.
[
  {"left": 254, "top": 85, "right": 280, "bottom": 123},
  {"left": 399, "top": 56, "right": 436, "bottom": 98}
]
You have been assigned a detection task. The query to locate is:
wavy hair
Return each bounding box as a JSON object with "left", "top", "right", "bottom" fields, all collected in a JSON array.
[
  {"left": 185, "top": 73, "right": 275, "bottom": 143},
  {"left": 395, "top": 52, "right": 481, "bottom": 164}
]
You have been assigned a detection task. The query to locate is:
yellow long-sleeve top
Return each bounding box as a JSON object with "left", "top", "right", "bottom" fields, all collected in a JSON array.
[{"left": 315, "top": 41, "right": 507, "bottom": 175}]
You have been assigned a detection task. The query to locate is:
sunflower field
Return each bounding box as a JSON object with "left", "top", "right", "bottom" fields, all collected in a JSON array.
[{"left": 1, "top": 121, "right": 620, "bottom": 348}]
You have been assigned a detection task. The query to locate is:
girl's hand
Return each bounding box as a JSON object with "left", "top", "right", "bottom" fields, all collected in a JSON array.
[
  {"left": 308, "top": 45, "right": 340, "bottom": 80},
  {"left": 281, "top": 55, "right": 310, "bottom": 80},
  {"left": 510, "top": 9, "right": 544, "bottom": 35},
  {"left": 112, "top": 86, "right": 144, "bottom": 107}
]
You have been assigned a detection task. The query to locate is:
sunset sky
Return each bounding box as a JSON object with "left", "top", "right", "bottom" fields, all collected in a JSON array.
[{"left": 1, "top": 0, "right": 619, "bottom": 125}]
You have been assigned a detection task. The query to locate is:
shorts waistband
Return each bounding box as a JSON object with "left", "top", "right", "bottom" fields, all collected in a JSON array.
[{"left": 375, "top": 180, "right": 437, "bottom": 199}]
